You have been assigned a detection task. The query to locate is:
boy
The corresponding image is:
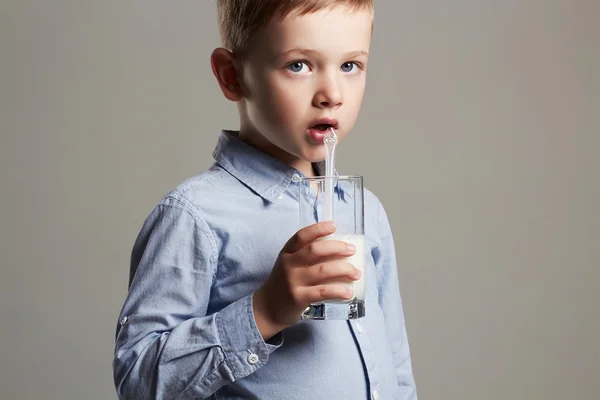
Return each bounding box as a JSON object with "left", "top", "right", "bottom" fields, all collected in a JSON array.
[{"left": 113, "top": 0, "right": 417, "bottom": 399}]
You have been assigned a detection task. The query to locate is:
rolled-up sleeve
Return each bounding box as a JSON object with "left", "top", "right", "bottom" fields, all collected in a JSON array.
[{"left": 113, "top": 197, "right": 282, "bottom": 400}]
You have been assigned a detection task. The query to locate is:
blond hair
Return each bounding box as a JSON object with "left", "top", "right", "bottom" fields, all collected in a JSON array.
[{"left": 217, "top": 0, "right": 374, "bottom": 56}]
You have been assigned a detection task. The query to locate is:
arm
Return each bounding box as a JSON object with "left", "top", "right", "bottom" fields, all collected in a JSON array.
[
  {"left": 375, "top": 201, "right": 418, "bottom": 399},
  {"left": 113, "top": 197, "right": 281, "bottom": 400}
]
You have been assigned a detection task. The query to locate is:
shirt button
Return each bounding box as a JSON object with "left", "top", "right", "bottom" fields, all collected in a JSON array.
[
  {"left": 372, "top": 389, "right": 380, "bottom": 400},
  {"left": 247, "top": 353, "right": 259, "bottom": 365},
  {"left": 120, "top": 316, "right": 128, "bottom": 326},
  {"left": 292, "top": 174, "right": 302, "bottom": 183},
  {"left": 278, "top": 194, "right": 284, "bottom": 200},
  {"left": 355, "top": 322, "right": 363, "bottom": 335}
]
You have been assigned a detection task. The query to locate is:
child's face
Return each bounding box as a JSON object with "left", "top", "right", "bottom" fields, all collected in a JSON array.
[{"left": 238, "top": 6, "right": 372, "bottom": 166}]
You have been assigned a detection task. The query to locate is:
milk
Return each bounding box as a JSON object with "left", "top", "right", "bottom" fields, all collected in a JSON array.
[{"left": 321, "top": 234, "right": 366, "bottom": 302}]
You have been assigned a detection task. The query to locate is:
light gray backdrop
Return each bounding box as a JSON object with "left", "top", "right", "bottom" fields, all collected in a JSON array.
[{"left": 1, "top": 1, "right": 598, "bottom": 399}]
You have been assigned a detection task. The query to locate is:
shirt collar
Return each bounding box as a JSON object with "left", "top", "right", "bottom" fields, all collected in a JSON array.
[{"left": 212, "top": 131, "right": 344, "bottom": 203}]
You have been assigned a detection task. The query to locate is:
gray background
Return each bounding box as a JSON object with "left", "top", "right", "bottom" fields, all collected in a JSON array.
[{"left": 1, "top": 1, "right": 598, "bottom": 399}]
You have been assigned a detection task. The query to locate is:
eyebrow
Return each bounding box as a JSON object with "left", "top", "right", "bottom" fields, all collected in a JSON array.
[{"left": 280, "top": 48, "right": 369, "bottom": 58}]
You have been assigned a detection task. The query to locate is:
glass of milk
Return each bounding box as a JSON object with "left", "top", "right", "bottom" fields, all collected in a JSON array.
[{"left": 298, "top": 175, "right": 366, "bottom": 320}]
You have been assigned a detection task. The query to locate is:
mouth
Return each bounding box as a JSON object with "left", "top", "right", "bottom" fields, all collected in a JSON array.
[
  {"left": 308, "top": 118, "right": 339, "bottom": 133},
  {"left": 307, "top": 119, "right": 339, "bottom": 143}
]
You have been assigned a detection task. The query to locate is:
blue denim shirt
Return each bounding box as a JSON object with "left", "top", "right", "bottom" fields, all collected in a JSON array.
[{"left": 113, "top": 131, "right": 417, "bottom": 400}]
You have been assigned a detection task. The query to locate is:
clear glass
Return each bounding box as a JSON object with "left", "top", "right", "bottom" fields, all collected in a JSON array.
[{"left": 298, "top": 175, "right": 366, "bottom": 320}]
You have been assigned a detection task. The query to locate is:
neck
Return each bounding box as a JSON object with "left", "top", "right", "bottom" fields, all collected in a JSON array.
[{"left": 237, "top": 130, "right": 316, "bottom": 178}]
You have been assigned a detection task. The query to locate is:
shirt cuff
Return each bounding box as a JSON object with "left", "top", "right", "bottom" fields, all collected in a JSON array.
[{"left": 215, "top": 293, "right": 284, "bottom": 380}]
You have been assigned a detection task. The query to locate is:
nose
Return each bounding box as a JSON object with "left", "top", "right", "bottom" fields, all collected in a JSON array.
[{"left": 313, "top": 73, "right": 343, "bottom": 109}]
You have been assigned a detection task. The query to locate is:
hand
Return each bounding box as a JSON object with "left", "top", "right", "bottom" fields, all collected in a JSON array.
[{"left": 252, "top": 221, "right": 361, "bottom": 340}]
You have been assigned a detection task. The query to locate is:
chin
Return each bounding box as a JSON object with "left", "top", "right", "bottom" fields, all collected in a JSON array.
[{"left": 299, "top": 146, "right": 326, "bottom": 164}]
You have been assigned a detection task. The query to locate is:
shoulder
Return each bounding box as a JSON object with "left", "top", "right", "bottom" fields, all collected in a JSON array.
[
  {"left": 147, "top": 162, "right": 258, "bottom": 243},
  {"left": 364, "top": 186, "right": 382, "bottom": 208},
  {"left": 363, "top": 186, "right": 394, "bottom": 242},
  {"left": 134, "top": 165, "right": 232, "bottom": 257},
  {"left": 136, "top": 164, "right": 233, "bottom": 240},
  {"left": 158, "top": 163, "right": 243, "bottom": 216},
  {"left": 166, "top": 164, "right": 226, "bottom": 204},
  {"left": 364, "top": 186, "right": 387, "bottom": 223}
]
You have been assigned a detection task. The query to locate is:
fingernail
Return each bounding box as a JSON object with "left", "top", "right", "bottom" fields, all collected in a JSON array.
[
  {"left": 346, "top": 287, "right": 354, "bottom": 298},
  {"left": 327, "top": 221, "right": 336, "bottom": 231},
  {"left": 347, "top": 243, "right": 356, "bottom": 252},
  {"left": 354, "top": 268, "right": 361, "bottom": 279}
]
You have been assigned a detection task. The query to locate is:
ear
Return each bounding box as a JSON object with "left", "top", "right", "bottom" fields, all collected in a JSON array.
[{"left": 210, "top": 48, "right": 244, "bottom": 102}]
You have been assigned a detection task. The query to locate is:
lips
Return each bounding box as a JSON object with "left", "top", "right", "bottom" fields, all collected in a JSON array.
[
  {"left": 309, "top": 118, "right": 339, "bottom": 131},
  {"left": 307, "top": 118, "right": 339, "bottom": 143}
]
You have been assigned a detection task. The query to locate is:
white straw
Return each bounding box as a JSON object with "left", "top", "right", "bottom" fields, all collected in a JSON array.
[{"left": 323, "top": 127, "right": 338, "bottom": 223}]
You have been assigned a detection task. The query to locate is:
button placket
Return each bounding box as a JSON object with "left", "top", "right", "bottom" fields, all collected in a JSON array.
[
  {"left": 355, "top": 321, "right": 363, "bottom": 335},
  {"left": 350, "top": 318, "right": 381, "bottom": 400}
]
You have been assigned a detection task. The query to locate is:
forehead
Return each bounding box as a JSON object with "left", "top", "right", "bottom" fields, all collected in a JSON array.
[{"left": 257, "top": 6, "right": 373, "bottom": 56}]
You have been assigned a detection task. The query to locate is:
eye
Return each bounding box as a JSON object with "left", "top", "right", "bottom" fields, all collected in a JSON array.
[
  {"left": 341, "top": 62, "right": 358, "bottom": 73},
  {"left": 288, "top": 61, "right": 310, "bottom": 74}
]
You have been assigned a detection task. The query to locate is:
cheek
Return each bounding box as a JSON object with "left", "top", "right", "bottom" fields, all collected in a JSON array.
[
  {"left": 350, "top": 79, "right": 367, "bottom": 107},
  {"left": 346, "top": 80, "right": 367, "bottom": 115},
  {"left": 255, "top": 79, "right": 305, "bottom": 128},
  {"left": 246, "top": 80, "right": 281, "bottom": 127}
]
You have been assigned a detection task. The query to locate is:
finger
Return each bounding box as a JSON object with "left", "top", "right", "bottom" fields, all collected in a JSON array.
[
  {"left": 297, "top": 284, "right": 353, "bottom": 304},
  {"left": 283, "top": 221, "right": 336, "bottom": 254},
  {"left": 298, "top": 239, "right": 355, "bottom": 265},
  {"left": 302, "top": 261, "right": 360, "bottom": 286}
]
